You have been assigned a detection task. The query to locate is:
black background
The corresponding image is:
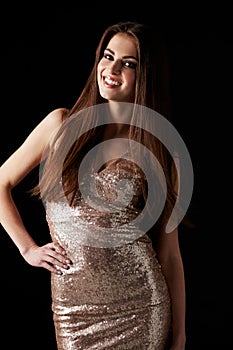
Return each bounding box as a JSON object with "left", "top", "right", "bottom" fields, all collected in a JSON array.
[{"left": 0, "top": 3, "right": 232, "bottom": 349}]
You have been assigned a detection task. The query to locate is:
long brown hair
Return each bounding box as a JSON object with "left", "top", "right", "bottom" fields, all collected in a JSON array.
[{"left": 33, "top": 21, "right": 178, "bottom": 232}]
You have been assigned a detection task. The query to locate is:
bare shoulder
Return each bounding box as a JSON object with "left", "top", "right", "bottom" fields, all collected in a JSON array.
[
  {"left": 33, "top": 107, "right": 69, "bottom": 146},
  {"left": 13, "top": 107, "right": 69, "bottom": 162},
  {"left": 0, "top": 108, "right": 70, "bottom": 187},
  {"left": 41, "top": 107, "right": 67, "bottom": 129}
]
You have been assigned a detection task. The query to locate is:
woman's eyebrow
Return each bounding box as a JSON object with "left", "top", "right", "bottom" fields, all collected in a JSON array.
[{"left": 105, "top": 47, "right": 138, "bottom": 61}]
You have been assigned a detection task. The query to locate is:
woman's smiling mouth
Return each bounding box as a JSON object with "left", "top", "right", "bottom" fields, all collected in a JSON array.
[{"left": 104, "top": 76, "right": 122, "bottom": 87}]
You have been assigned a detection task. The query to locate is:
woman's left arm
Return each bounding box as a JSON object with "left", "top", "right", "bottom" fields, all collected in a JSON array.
[{"left": 156, "top": 226, "right": 186, "bottom": 350}]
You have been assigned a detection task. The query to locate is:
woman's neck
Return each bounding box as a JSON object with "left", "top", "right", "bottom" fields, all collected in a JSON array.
[{"left": 107, "top": 101, "right": 134, "bottom": 126}]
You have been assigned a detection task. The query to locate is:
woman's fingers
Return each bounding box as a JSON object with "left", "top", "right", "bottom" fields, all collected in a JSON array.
[
  {"left": 46, "top": 242, "right": 67, "bottom": 255},
  {"left": 46, "top": 253, "right": 71, "bottom": 269},
  {"left": 41, "top": 243, "right": 72, "bottom": 269},
  {"left": 24, "top": 242, "right": 73, "bottom": 274},
  {"left": 40, "top": 260, "right": 64, "bottom": 275}
]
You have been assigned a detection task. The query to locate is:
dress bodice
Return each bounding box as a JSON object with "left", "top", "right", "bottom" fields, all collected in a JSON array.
[{"left": 46, "top": 158, "right": 147, "bottom": 248}]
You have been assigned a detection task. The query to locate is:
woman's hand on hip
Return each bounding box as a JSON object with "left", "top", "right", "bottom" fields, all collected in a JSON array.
[{"left": 21, "top": 242, "right": 72, "bottom": 274}]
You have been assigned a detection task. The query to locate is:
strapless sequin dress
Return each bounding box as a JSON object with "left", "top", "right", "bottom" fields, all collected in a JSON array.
[{"left": 45, "top": 158, "right": 171, "bottom": 350}]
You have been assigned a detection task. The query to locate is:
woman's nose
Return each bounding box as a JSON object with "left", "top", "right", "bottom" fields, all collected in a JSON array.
[{"left": 108, "top": 60, "right": 122, "bottom": 74}]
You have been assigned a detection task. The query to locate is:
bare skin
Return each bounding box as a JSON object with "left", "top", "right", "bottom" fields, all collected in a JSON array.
[{"left": 0, "top": 108, "right": 71, "bottom": 274}]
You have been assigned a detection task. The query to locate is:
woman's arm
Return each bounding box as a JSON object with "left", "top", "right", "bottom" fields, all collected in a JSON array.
[
  {"left": 156, "top": 227, "right": 186, "bottom": 350},
  {"left": 0, "top": 108, "right": 72, "bottom": 274}
]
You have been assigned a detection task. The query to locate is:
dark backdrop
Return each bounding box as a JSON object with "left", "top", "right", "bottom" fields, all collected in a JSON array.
[{"left": 0, "top": 3, "right": 232, "bottom": 349}]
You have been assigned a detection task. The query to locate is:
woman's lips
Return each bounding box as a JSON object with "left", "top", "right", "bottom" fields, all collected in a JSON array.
[{"left": 104, "top": 76, "right": 121, "bottom": 87}]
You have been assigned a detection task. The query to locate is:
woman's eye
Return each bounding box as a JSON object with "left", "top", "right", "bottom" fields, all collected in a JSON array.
[
  {"left": 123, "top": 61, "right": 136, "bottom": 69},
  {"left": 104, "top": 54, "right": 113, "bottom": 60},
  {"left": 102, "top": 54, "right": 136, "bottom": 69}
]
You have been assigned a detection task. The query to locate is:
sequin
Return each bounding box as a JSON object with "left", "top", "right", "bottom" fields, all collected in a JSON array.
[{"left": 46, "top": 158, "right": 171, "bottom": 349}]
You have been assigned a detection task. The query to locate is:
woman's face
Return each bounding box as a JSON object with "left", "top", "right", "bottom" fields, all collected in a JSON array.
[{"left": 97, "top": 33, "right": 138, "bottom": 103}]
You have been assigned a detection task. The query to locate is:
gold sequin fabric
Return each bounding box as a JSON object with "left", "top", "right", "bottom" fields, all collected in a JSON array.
[{"left": 46, "top": 159, "right": 171, "bottom": 349}]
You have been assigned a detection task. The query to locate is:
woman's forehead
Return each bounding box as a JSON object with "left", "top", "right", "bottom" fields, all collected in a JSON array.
[{"left": 105, "top": 33, "right": 138, "bottom": 58}]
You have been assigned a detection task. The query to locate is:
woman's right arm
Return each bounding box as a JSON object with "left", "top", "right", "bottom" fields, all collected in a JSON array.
[{"left": 0, "top": 108, "right": 72, "bottom": 274}]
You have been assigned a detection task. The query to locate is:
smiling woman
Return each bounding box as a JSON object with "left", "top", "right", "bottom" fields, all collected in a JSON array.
[
  {"left": 0, "top": 21, "right": 187, "bottom": 349},
  {"left": 97, "top": 32, "right": 138, "bottom": 103}
]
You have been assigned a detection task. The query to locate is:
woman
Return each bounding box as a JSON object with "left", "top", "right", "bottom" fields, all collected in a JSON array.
[{"left": 0, "top": 22, "right": 186, "bottom": 349}]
